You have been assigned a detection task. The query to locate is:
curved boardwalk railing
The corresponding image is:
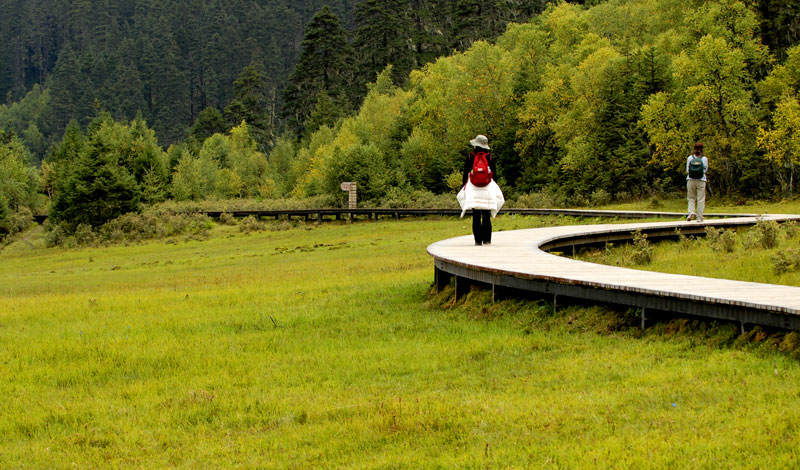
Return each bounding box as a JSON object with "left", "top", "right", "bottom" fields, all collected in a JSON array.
[{"left": 428, "top": 213, "right": 800, "bottom": 331}]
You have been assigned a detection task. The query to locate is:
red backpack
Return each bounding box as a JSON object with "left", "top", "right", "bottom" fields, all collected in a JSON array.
[{"left": 469, "top": 151, "right": 493, "bottom": 187}]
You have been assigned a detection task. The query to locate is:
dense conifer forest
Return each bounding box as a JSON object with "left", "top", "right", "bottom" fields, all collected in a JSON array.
[
  {"left": 1, "top": 0, "right": 800, "bottom": 241},
  {"left": 0, "top": 0, "right": 549, "bottom": 152}
]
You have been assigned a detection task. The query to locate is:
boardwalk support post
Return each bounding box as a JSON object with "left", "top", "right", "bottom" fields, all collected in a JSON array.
[
  {"left": 641, "top": 307, "right": 646, "bottom": 330},
  {"left": 492, "top": 284, "right": 513, "bottom": 302},
  {"left": 455, "top": 276, "right": 470, "bottom": 300},
  {"left": 435, "top": 267, "right": 453, "bottom": 293}
]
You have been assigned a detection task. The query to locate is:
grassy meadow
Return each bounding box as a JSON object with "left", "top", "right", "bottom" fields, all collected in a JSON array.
[
  {"left": 577, "top": 215, "right": 800, "bottom": 287},
  {"left": 2, "top": 212, "right": 800, "bottom": 468}
]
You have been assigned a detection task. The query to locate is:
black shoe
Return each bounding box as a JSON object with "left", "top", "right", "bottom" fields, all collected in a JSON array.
[
  {"left": 483, "top": 241, "right": 491, "bottom": 245},
  {"left": 475, "top": 242, "right": 482, "bottom": 245}
]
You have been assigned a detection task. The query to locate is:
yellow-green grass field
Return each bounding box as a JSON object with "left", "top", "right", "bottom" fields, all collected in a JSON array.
[
  {"left": 578, "top": 217, "right": 800, "bottom": 287},
  {"left": 2, "top": 213, "right": 800, "bottom": 468}
]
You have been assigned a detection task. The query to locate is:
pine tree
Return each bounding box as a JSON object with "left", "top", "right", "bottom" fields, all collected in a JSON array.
[
  {"left": 755, "top": 0, "right": 800, "bottom": 60},
  {"left": 104, "top": 59, "right": 147, "bottom": 121},
  {"left": 449, "top": 0, "right": 545, "bottom": 51},
  {"left": 47, "top": 119, "right": 85, "bottom": 164},
  {"left": 45, "top": 44, "right": 83, "bottom": 131},
  {"left": 406, "top": 0, "right": 450, "bottom": 68},
  {"left": 50, "top": 149, "right": 141, "bottom": 229},
  {"left": 225, "top": 59, "right": 273, "bottom": 151},
  {"left": 449, "top": 0, "right": 483, "bottom": 50},
  {"left": 66, "top": 0, "right": 93, "bottom": 49},
  {"left": 188, "top": 107, "right": 227, "bottom": 146},
  {"left": 352, "top": 0, "right": 414, "bottom": 101},
  {"left": 304, "top": 90, "right": 342, "bottom": 135},
  {"left": 281, "top": 6, "right": 355, "bottom": 137},
  {"left": 0, "top": 192, "right": 9, "bottom": 235},
  {"left": 49, "top": 135, "right": 139, "bottom": 228}
]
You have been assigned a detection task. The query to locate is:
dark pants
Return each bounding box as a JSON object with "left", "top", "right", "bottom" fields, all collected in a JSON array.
[{"left": 472, "top": 210, "right": 492, "bottom": 244}]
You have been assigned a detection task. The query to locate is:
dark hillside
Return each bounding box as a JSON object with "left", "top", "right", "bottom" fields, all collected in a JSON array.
[{"left": 0, "top": 0, "right": 552, "bottom": 156}]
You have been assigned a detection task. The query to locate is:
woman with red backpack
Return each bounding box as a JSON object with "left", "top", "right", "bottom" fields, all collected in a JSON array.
[{"left": 457, "top": 134, "right": 505, "bottom": 245}]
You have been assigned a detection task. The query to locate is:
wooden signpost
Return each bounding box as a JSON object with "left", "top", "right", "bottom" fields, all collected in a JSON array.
[{"left": 341, "top": 182, "right": 357, "bottom": 209}]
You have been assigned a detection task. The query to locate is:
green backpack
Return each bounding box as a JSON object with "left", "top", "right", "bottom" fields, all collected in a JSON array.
[{"left": 688, "top": 156, "right": 705, "bottom": 179}]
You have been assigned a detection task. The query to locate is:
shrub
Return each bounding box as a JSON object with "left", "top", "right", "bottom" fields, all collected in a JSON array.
[
  {"left": 779, "top": 332, "right": 800, "bottom": 353},
  {"left": 239, "top": 215, "right": 264, "bottom": 233},
  {"left": 569, "top": 193, "right": 590, "bottom": 207},
  {"left": 742, "top": 230, "right": 761, "bottom": 250},
  {"left": 218, "top": 212, "right": 237, "bottom": 225},
  {"left": 100, "top": 212, "right": 162, "bottom": 242},
  {"left": 269, "top": 220, "right": 293, "bottom": 232},
  {"left": 162, "top": 213, "right": 212, "bottom": 237},
  {"left": 6, "top": 206, "right": 33, "bottom": 235},
  {"left": 705, "top": 226, "right": 736, "bottom": 253},
  {"left": 444, "top": 170, "right": 463, "bottom": 192},
  {"left": 73, "top": 224, "right": 98, "bottom": 246},
  {"left": 748, "top": 219, "right": 780, "bottom": 249},
  {"left": 514, "top": 190, "right": 565, "bottom": 208},
  {"left": 589, "top": 189, "right": 611, "bottom": 206},
  {"left": 378, "top": 188, "right": 458, "bottom": 209},
  {"left": 674, "top": 228, "right": 695, "bottom": 251},
  {"left": 43, "top": 221, "right": 70, "bottom": 248},
  {"left": 719, "top": 229, "right": 737, "bottom": 253},
  {"left": 43, "top": 209, "right": 213, "bottom": 247},
  {"left": 150, "top": 195, "right": 339, "bottom": 214},
  {"left": 0, "top": 194, "right": 8, "bottom": 235},
  {"left": 630, "top": 229, "right": 653, "bottom": 265},
  {"left": 771, "top": 249, "right": 800, "bottom": 274},
  {"left": 782, "top": 221, "right": 799, "bottom": 239},
  {"left": 648, "top": 196, "right": 663, "bottom": 209},
  {"left": 377, "top": 187, "right": 412, "bottom": 208}
]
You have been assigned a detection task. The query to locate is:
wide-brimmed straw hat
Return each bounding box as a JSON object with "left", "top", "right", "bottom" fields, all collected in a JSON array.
[{"left": 470, "top": 134, "right": 490, "bottom": 150}]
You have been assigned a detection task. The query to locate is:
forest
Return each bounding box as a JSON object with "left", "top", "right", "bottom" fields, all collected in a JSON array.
[{"left": 1, "top": 0, "right": 800, "bottom": 239}]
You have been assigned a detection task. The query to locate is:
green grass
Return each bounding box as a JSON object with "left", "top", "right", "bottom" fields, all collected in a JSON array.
[
  {"left": 584, "top": 198, "right": 800, "bottom": 285},
  {"left": 576, "top": 221, "right": 800, "bottom": 287},
  {"left": 3, "top": 214, "right": 800, "bottom": 468}
]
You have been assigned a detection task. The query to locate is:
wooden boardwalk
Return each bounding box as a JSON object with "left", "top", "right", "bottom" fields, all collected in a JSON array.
[
  {"left": 30, "top": 207, "right": 755, "bottom": 225},
  {"left": 428, "top": 214, "right": 800, "bottom": 331}
]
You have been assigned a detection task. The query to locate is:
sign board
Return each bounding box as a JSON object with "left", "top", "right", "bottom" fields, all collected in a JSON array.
[{"left": 341, "top": 182, "right": 357, "bottom": 209}]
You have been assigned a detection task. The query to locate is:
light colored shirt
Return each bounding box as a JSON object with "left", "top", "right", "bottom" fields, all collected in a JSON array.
[{"left": 686, "top": 154, "right": 708, "bottom": 182}]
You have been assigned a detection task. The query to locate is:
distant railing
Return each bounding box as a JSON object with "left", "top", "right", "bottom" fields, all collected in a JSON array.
[{"left": 32, "top": 207, "right": 758, "bottom": 225}]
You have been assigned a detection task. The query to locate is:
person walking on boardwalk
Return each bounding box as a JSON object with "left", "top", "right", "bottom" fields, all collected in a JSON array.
[
  {"left": 457, "top": 134, "right": 504, "bottom": 245},
  {"left": 686, "top": 142, "right": 709, "bottom": 222}
]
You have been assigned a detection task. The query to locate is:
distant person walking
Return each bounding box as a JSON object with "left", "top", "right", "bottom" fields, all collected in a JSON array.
[
  {"left": 457, "top": 134, "right": 504, "bottom": 245},
  {"left": 686, "top": 142, "right": 708, "bottom": 222}
]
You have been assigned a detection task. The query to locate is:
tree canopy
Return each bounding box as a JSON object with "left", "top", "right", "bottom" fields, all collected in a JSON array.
[{"left": 3, "top": 0, "right": 800, "bottom": 237}]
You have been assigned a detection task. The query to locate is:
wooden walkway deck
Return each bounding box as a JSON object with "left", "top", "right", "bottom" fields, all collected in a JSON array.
[{"left": 428, "top": 214, "right": 800, "bottom": 331}]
